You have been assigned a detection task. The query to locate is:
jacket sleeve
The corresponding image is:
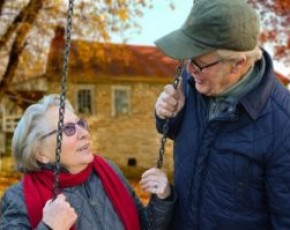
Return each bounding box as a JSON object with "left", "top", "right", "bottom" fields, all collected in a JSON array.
[
  {"left": 144, "top": 189, "right": 176, "bottom": 230},
  {"left": 267, "top": 135, "right": 290, "bottom": 228},
  {"left": 0, "top": 183, "right": 49, "bottom": 230}
]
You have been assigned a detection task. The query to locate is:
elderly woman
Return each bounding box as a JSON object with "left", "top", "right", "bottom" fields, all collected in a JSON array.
[{"left": 0, "top": 94, "right": 175, "bottom": 230}]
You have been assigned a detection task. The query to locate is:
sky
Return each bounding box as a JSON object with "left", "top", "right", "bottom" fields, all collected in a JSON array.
[
  {"left": 112, "top": 0, "right": 192, "bottom": 45},
  {"left": 112, "top": 0, "right": 290, "bottom": 77}
]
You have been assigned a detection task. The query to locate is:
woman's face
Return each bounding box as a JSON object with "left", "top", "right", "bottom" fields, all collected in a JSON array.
[{"left": 38, "top": 106, "right": 94, "bottom": 174}]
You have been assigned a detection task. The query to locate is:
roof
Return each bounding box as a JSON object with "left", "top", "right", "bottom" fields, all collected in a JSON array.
[
  {"left": 46, "top": 27, "right": 178, "bottom": 82},
  {"left": 45, "top": 27, "right": 290, "bottom": 85}
]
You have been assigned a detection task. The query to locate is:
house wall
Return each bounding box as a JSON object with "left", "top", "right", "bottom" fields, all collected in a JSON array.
[{"left": 49, "top": 81, "right": 174, "bottom": 179}]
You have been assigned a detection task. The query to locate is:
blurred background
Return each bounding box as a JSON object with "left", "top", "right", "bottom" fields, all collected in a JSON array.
[{"left": 0, "top": 0, "right": 289, "bottom": 200}]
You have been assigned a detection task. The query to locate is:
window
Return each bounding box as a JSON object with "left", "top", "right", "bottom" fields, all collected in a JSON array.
[
  {"left": 127, "top": 158, "right": 137, "bottom": 167},
  {"left": 112, "top": 86, "right": 130, "bottom": 117},
  {"left": 76, "top": 86, "right": 95, "bottom": 115}
]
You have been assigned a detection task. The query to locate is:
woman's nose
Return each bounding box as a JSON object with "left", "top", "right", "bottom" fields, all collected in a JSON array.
[{"left": 76, "top": 126, "right": 90, "bottom": 140}]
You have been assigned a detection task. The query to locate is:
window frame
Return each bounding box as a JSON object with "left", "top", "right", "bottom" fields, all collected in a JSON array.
[
  {"left": 111, "top": 85, "right": 131, "bottom": 117},
  {"left": 75, "top": 85, "right": 95, "bottom": 115}
]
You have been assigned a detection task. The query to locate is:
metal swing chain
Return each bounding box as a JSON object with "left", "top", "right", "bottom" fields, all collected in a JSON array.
[
  {"left": 53, "top": 0, "right": 75, "bottom": 199},
  {"left": 147, "top": 60, "right": 183, "bottom": 230},
  {"left": 156, "top": 60, "right": 183, "bottom": 169}
]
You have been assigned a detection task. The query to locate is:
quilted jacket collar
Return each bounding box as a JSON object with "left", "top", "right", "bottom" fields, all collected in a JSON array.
[{"left": 239, "top": 49, "right": 276, "bottom": 120}]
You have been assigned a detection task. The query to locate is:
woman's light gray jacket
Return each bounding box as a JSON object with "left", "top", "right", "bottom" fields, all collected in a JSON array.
[{"left": 1, "top": 162, "right": 175, "bottom": 230}]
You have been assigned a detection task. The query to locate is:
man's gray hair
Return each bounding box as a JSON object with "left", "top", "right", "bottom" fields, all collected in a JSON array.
[
  {"left": 216, "top": 46, "right": 262, "bottom": 66},
  {"left": 12, "top": 94, "right": 74, "bottom": 172}
]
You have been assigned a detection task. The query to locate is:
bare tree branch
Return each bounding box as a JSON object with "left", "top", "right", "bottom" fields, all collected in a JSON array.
[
  {"left": 0, "top": 0, "right": 44, "bottom": 50},
  {"left": 0, "top": 0, "right": 45, "bottom": 99},
  {"left": 0, "top": 0, "right": 6, "bottom": 16}
]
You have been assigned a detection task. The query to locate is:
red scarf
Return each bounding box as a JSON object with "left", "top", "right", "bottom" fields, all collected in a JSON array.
[{"left": 23, "top": 155, "right": 140, "bottom": 230}]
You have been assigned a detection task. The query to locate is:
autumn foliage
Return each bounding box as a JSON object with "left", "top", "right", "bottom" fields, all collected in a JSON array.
[
  {"left": 247, "top": 0, "right": 290, "bottom": 64},
  {"left": 0, "top": 0, "right": 156, "bottom": 99},
  {"left": 0, "top": 0, "right": 289, "bottom": 100}
]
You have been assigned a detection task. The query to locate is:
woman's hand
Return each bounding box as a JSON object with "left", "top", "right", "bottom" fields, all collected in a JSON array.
[
  {"left": 140, "top": 168, "right": 171, "bottom": 200},
  {"left": 42, "top": 194, "right": 77, "bottom": 230}
]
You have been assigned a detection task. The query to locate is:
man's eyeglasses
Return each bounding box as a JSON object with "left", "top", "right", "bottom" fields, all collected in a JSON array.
[
  {"left": 190, "top": 59, "right": 222, "bottom": 72},
  {"left": 40, "top": 119, "right": 89, "bottom": 140}
]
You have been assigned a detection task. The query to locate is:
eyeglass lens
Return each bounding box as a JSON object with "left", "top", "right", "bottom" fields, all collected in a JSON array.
[
  {"left": 63, "top": 119, "right": 88, "bottom": 137},
  {"left": 191, "top": 59, "right": 202, "bottom": 71}
]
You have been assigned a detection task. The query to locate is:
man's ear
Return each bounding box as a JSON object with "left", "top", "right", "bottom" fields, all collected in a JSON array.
[
  {"left": 231, "top": 56, "right": 247, "bottom": 74},
  {"left": 35, "top": 150, "right": 50, "bottom": 164}
]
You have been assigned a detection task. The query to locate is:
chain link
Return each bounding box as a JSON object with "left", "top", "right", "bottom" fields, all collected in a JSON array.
[
  {"left": 156, "top": 60, "right": 183, "bottom": 169},
  {"left": 53, "top": 0, "right": 74, "bottom": 199},
  {"left": 147, "top": 60, "right": 183, "bottom": 230}
]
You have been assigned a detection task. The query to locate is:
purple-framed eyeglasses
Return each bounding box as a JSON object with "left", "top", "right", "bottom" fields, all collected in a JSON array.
[{"left": 40, "top": 119, "right": 89, "bottom": 140}]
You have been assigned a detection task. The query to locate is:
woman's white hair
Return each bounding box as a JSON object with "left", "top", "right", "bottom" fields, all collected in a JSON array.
[
  {"left": 216, "top": 46, "right": 262, "bottom": 66},
  {"left": 12, "top": 94, "right": 74, "bottom": 172}
]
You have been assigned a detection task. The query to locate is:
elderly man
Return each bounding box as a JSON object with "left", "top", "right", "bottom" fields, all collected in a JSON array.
[{"left": 154, "top": 0, "right": 290, "bottom": 229}]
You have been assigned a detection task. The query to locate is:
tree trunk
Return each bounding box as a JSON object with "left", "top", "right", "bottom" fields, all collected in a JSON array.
[
  {"left": 0, "top": 0, "right": 5, "bottom": 16},
  {"left": 0, "top": 0, "right": 45, "bottom": 100}
]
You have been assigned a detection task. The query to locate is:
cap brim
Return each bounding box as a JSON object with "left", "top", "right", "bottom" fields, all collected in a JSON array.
[{"left": 155, "top": 29, "right": 215, "bottom": 60}]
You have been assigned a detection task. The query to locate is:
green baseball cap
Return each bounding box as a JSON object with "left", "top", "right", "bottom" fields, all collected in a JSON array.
[{"left": 155, "top": 0, "right": 260, "bottom": 59}]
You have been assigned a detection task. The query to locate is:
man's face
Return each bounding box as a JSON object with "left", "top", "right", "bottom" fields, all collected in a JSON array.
[{"left": 186, "top": 52, "right": 241, "bottom": 97}]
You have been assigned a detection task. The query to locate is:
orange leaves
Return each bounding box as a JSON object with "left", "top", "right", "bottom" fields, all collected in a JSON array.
[
  {"left": 118, "top": 8, "right": 129, "bottom": 21},
  {"left": 259, "top": 30, "right": 278, "bottom": 43},
  {"left": 0, "top": 156, "right": 22, "bottom": 197},
  {"left": 247, "top": 0, "right": 290, "bottom": 63},
  {"left": 275, "top": 0, "right": 290, "bottom": 14}
]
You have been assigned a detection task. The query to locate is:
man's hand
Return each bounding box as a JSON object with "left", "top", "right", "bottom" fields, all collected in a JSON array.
[{"left": 155, "top": 77, "right": 185, "bottom": 119}]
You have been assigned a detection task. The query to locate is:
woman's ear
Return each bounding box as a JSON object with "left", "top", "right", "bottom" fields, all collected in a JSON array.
[{"left": 35, "top": 150, "right": 50, "bottom": 164}]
